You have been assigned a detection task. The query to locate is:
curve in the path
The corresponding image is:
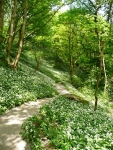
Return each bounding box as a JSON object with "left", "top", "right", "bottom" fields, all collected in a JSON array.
[
  {"left": 0, "top": 83, "right": 69, "bottom": 150},
  {"left": 56, "top": 83, "right": 70, "bottom": 95},
  {"left": 0, "top": 98, "right": 53, "bottom": 150}
]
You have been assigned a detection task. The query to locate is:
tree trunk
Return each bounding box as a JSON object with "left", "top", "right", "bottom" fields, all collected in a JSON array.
[
  {"left": 93, "top": 2, "right": 102, "bottom": 111},
  {"left": 94, "top": 51, "right": 103, "bottom": 111},
  {"left": 13, "top": 0, "right": 28, "bottom": 68},
  {"left": 0, "top": 0, "right": 4, "bottom": 44},
  {"left": 103, "top": 57, "right": 107, "bottom": 95},
  {"left": 94, "top": 1, "right": 112, "bottom": 111},
  {"left": 6, "top": 0, "right": 17, "bottom": 65},
  {"left": 68, "top": 34, "right": 74, "bottom": 83},
  {"left": 94, "top": 34, "right": 104, "bottom": 111},
  {"left": 54, "top": 48, "right": 58, "bottom": 67}
]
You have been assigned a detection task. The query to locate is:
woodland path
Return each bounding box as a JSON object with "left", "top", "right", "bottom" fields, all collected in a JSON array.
[{"left": 0, "top": 83, "right": 70, "bottom": 150}]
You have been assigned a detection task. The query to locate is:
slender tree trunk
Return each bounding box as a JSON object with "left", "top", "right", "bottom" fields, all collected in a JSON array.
[
  {"left": 94, "top": 34, "right": 104, "bottom": 111},
  {"left": 54, "top": 48, "right": 58, "bottom": 67},
  {"left": 70, "top": 60, "right": 74, "bottom": 82},
  {"left": 94, "top": 1, "right": 112, "bottom": 110},
  {"left": 68, "top": 35, "right": 73, "bottom": 82},
  {"left": 103, "top": 57, "right": 107, "bottom": 95},
  {"left": 34, "top": 51, "right": 41, "bottom": 71},
  {"left": 103, "top": 0, "right": 112, "bottom": 96},
  {"left": 107, "top": 0, "right": 112, "bottom": 23},
  {"left": 94, "top": 51, "right": 103, "bottom": 111},
  {"left": 13, "top": 0, "right": 28, "bottom": 68},
  {"left": 93, "top": 2, "right": 103, "bottom": 111},
  {"left": 0, "top": 0, "right": 4, "bottom": 44},
  {"left": 6, "top": 0, "right": 17, "bottom": 65}
]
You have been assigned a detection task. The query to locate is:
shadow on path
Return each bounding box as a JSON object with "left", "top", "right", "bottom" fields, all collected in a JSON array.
[
  {"left": 0, "top": 83, "right": 69, "bottom": 150},
  {"left": 0, "top": 98, "right": 52, "bottom": 150}
]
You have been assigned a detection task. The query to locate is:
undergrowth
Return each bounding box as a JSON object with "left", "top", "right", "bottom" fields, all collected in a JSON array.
[
  {"left": 40, "top": 60, "right": 70, "bottom": 83},
  {"left": 0, "top": 63, "right": 57, "bottom": 115},
  {"left": 20, "top": 96, "right": 113, "bottom": 150}
]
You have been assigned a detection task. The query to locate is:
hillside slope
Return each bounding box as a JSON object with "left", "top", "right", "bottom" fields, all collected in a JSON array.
[{"left": 0, "top": 57, "right": 58, "bottom": 115}]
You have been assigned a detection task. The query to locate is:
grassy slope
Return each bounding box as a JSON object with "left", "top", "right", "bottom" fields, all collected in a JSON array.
[
  {"left": 1, "top": 53, "right": 113, "bottom": 149},
  {"left": 18, "top": 53, "right": 113, "bottom": 150},
  {"left": 0, "top": 52, "right": 111, "bottom": 115},
  {"left": 0, "top": 55, "right": 58, "bottom": 115}
]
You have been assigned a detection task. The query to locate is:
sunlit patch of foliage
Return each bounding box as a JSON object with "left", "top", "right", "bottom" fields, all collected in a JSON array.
[
  {"left": 39, "top": 60, "right": 70, "bottom": 83},
  {"left": 20, "top": 96, "right": 113, "bottom": 150},
  {"left": 0, "top": 64, "right": 57, "bottom": 115}
]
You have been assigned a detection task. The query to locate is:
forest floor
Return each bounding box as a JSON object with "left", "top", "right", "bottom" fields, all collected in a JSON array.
[{"left": 0, "top": 83, "right": 70, "bottom": 150}]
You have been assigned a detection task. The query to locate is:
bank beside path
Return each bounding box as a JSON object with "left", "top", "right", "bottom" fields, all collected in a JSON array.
[{"left": 0, "top": 83, "right": 69, "bottom": 150}]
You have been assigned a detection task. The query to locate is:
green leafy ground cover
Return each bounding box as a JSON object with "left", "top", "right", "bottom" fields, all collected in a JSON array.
[
  {"left": 21, "top": 96, "right": 113, "bottom": 150},
  {"left": 1, "top": 53, "right": 113, "bottom": 149},
  {"left": 0, "top": 63, "right": 57, "bottom": 114},
  {"left": 40, "top": 60, "right": 70, "bottom": 83}
]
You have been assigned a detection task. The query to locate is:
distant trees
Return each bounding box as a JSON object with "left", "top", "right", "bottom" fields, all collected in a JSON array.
[
  {"left": 79, "top": 0, "right": 113, "bottom": 111},
  {"left": 49, "top": 0, "right": 113, "bottom": 110}
]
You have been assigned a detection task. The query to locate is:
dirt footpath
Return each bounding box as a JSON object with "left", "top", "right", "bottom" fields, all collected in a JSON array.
[
  {"left": 0, "top": 98, "right": 53, "bottom": 150},
  {"left": 0, "top": 83, "right": 69, "bottom": 150}
]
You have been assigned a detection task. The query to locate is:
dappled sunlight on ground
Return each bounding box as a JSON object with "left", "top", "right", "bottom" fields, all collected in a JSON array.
[
  {"left": 0, "top": 98, "right": 53, "bottom": 150},
  {"left": 41, "top": 60, "right": 69, "bottom": 82},
  {"left": 0, "top": 83, "right": 69, "bottom": 150},
  {"left": 0, "top": 128, "right": 27, "bottom": 150},
  {"left": 56, "top": 83, "right": 70, "bottom": 95}
]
